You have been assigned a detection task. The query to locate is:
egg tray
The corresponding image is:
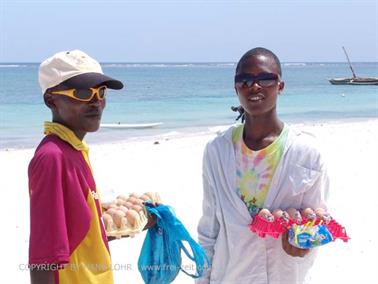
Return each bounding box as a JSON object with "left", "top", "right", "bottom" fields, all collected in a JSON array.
[
  {"left": 249, "top": 214, "right": 349, "bottom": 242},
  {"left": 104, "top": 208, "right": 148, "bottom": 238},
  {"left": 102, "top": 192, "right": 161, "bottom": 238}
]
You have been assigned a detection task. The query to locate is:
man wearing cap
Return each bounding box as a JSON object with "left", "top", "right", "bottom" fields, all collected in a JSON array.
[{"left": 28, "top": 50, "right": 123, "bottom": 284}]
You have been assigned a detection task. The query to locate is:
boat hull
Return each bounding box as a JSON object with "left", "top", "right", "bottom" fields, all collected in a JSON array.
[
  {"left": 329, "top": 77, "right": 378, "bottom": 85},
  {"left": 100, "top": 123, "right": 163, "bottom": 129}
]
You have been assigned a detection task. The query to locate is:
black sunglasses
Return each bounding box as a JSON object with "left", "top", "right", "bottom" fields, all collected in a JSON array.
[{"left": 234, "top": 73, "right": 279, "bottom": 88}]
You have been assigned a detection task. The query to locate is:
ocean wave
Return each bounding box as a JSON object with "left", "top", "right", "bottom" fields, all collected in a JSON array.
[
  {"left": 102, "top": 63, "right": 235, "bottom": 68},
  {"left": 283, "top": 63, "right": 307, "bottom": 67},
  {"left": 0, "top": 64, "right": 28, "bottom": 68}
]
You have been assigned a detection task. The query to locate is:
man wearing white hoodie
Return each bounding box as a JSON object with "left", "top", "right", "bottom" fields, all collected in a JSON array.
[{"left": 197, "top": 47, "right": 329, "bottom": 284}]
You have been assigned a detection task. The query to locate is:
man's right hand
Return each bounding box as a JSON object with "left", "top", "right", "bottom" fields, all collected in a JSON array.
[{"left": 281, "top": 230, "right": 310, "bottom": 258}]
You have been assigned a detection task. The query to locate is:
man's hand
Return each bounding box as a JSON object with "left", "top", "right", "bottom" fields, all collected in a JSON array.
[
  {"left": 281, "top": 230, "right": 310, "bottom": 257},
  {"left": 107, "top": 235, "right": 128, "bottom": 242},
  {"left": 30, "top": 269, "right": 55, "bottom": 284},
  {"left": 143, "top": 213, "right": 157, "bottom": 230}
]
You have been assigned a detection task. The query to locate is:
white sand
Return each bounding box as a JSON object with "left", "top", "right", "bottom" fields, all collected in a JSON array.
[{"left": 1, "top": 119, "right": 377, "bottom": 283}]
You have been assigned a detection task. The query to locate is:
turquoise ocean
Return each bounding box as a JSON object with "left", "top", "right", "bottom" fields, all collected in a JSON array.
[{"left": 0, "top": 62, "right": 377, "bottom": 149}]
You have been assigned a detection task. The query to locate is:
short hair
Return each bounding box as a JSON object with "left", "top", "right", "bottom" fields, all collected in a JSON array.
[{"left": 235, "top": 47, "right": 282, "bottom": 76}]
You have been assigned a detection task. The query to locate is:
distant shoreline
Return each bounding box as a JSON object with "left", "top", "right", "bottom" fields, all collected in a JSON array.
[
  {"left": 1, "top": 61, "right": 378, "bottom": 65},
  {"left": 1, "top": 117, "right": 376, "bottom": 151}
]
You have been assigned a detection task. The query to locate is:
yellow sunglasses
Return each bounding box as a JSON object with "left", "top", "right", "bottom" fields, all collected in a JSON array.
[{"left": 50, "top": 85, "right": 108, "bottom": 102}]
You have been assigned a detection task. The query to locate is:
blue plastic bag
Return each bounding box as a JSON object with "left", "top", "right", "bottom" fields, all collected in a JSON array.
[{"left": 138, "top": 203, "right": 210, "bottom": 284}]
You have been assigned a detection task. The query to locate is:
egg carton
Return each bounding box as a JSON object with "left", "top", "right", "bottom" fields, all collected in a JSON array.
[
  {"left": 249, "top": 213, "right": 349, "bottom": 242},
  {"left": 103, "top": 209, "right": 148, "bottom": 238},
  {"left": 102, "top": 192, "right": 161, "bottom": 238},
  {"left": 249, "top": 214, "right": 289, "bottom": 239}
]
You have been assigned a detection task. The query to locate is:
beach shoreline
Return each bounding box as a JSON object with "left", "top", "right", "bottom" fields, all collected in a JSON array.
[
  {"left": 1, "top": 116, "right": 377, "bottom": 151},
  {"left": 1, "top": 118, "right": 377, "bottom": 283}
]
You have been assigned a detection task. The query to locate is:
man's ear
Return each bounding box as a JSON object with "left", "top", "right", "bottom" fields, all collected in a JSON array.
[
  {"left": 278, "top": 81, "right": 285, "bottom": 93},
  {"left": 44, "top": 93, "right": 56, "bottom": 110}
]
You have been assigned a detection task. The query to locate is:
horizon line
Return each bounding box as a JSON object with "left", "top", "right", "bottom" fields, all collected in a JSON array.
[{"left": 1, "top": 61, "right": 378, "bottom": 64}]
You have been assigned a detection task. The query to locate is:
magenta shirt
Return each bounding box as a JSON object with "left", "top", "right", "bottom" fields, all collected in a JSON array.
[{"left": 28, "top": 135, "right": 109, "bottom": 266}]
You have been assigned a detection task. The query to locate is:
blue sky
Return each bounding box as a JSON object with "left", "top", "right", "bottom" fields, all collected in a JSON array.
[{"left": 1, "top": 0, "right": 377, "bottom": 62}]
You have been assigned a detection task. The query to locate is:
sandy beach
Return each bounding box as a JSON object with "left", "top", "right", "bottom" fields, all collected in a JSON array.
[{"left": 1, "top": 119, "right": 377, "bottom": 284}]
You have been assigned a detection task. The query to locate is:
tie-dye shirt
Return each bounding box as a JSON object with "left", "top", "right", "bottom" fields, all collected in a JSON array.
[{"left": 232, "top": 124, "right": 288, "bottom": 217}]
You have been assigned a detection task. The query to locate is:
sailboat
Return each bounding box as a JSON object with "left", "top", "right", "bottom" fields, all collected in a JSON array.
[{"left": 329, "top": 47, "right": 378, "bottom": 85}]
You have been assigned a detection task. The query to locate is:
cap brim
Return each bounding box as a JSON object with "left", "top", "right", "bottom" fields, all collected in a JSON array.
[{"left": 61, "top": 72, "right": 124, "bottom": 90}]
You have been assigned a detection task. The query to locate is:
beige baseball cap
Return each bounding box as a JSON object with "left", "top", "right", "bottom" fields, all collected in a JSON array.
[{"left": 38, "top": 50, "right": 123, "bottom": 94}]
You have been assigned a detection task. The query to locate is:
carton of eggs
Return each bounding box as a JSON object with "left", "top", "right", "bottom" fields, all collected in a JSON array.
[
  {"left": 102, "top": 192, "right": 161, "bottom": 238},
  {"left": 250, "top": 207, "right": 349, "bottom": 244}
]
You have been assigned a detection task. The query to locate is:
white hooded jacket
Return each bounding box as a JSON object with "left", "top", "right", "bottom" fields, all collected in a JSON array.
[{"left": 196, "top": 125, "right": 329, "bottom": 284}]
